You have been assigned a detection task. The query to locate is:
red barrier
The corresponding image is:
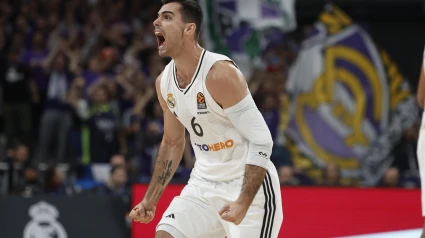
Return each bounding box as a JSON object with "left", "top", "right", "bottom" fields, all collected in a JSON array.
[{"left": 132, "top": 185, "right": 422, "bottom": 238}]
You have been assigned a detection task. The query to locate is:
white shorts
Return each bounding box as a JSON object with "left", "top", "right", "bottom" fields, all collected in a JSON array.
[
  {"left": 156, "top": 162, "right": 283, "bottom": 238},
  {"left": 417, "top": 122, "right": 425, "bottom": 216}
]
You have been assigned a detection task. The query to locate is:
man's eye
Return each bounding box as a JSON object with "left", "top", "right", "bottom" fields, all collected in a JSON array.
[{"left": 165, "top": 16, "right": 170, "bottom": 20}]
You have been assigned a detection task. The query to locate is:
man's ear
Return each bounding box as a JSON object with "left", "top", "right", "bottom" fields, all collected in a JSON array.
[{"left": 185, "top": 23, "right": 196, "bottom": 36}]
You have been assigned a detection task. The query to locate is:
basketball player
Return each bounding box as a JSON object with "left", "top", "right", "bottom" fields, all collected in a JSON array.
[
  {"left": 129, "top": 1, "right": 283, "bottom": 237},
  {"left": 417, "top": 46, "right": 425, "bottom": 238}
]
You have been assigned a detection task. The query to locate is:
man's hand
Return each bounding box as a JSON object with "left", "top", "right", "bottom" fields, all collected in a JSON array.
[
  {"left": 218, "top": 200, "right": 250, "bottom": 225},
  {"left": 218, "top": 165, "right": 266, "bottom": 225},
  {"left": 129, "top": 200, "right": 156, "bottom": 224}
]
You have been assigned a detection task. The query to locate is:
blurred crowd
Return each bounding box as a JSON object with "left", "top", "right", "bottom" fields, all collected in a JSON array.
[
  {"left": 0, "top": 0, "right": 174, "bottom": 197},
  {"left": 0, "top": 0, "right": 422, "bottom": 203}
]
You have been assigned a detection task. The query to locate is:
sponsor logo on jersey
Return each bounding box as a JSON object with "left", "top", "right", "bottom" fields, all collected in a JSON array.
[
  {"left": 259, "top": 152, "right": 268, "bottom": 158},
  {"left": 197, "top": 92, "right": 207, "bottom": 109},
  {"left": 194, "top": 139, "right": 234, "bottom": 152},
  {"left": 167, "top": 93, "right": 176, "bottom": 108}
]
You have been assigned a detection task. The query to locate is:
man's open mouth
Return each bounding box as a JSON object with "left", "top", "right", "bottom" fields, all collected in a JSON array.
[{"left": 155, "top": 32, "right": 166, "bottom": 48}]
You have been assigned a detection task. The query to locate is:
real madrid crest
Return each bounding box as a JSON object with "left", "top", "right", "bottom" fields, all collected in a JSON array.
[
  {"left": 167, "top": 93, "right": 176, "bottom": 108},
  {"left": 24, "top": 201, "right": 68, "bottom": 238}
]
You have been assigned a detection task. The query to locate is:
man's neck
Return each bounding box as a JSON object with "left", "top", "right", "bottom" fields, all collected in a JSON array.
[{"left": 173, "top": 44, "right": 203, "bottom": 85}]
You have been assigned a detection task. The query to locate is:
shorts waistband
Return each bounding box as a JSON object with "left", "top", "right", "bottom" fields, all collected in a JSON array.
[{"left": 188, "top": 173, "right": 244, "bottom": 188}]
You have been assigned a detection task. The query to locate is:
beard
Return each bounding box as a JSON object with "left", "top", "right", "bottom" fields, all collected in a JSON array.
[{"left": 164, "top": 31, "right": 186, "bottom": 58}]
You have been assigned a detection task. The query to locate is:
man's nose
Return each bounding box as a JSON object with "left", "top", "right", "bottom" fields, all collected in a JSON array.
[{"left": 153, "top": 18, "right": 160, "bottom": 28}]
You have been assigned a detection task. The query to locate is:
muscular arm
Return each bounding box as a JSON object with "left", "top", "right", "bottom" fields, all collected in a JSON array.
[
  {"left": 238, "top": 165, "right": 267, "bottom": 205},
  {"left": 207, "top": 61, "right": 272, "bottom": 206},
  {"left": 142, "top": 74, "right": 186, "bottom": 207},
  {"left": 417, "top": 62, "right": 425, "bottom": 108}
]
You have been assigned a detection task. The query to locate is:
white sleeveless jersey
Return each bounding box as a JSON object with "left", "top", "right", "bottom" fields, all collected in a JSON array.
[{"left": 160, "top": 49, "right": 249, "bottom": 182}]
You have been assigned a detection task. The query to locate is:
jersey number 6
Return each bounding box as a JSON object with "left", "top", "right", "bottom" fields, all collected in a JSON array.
[{"left": 191, "top": 117, "right": 204, "bottom": 137}]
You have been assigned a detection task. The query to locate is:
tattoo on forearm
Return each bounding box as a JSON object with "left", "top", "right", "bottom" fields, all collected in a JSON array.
[
  {"left": 157, "top": 160, "right": 173, "bottom": 186},
  {"left": 240, "top": 165, "right": 267, "bottom": 202}
]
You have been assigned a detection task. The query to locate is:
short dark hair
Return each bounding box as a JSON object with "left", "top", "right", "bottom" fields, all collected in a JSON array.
[
  {"left": 110, "top": 165, "right": 126, "bottom": 175},
  {"left": 162, "top": 0, "right": 203, "bottom": 39}
]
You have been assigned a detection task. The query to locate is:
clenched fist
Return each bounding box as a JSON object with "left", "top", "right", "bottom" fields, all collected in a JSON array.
[
  {"left": 129, "top": 200, "right": 156, "bottom": 224},
  {"left": 218, "top": 201, "right": 249, "bottom": 225}
]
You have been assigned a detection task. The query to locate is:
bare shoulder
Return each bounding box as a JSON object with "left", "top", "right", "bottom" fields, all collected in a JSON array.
[
  {"left": 207, "top": 61, "right": 245, "bottom": 87},
  {"left": 206, "top": 61, "right": 248, "bottom": 109}
]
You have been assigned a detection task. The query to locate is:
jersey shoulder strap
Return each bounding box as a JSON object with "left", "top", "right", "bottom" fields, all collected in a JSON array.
[
  {"left": 199, "top": 51, "right": 239, "bottom": 116},
  {"left": 202, "top": 51, "right": 238, "bottom": 72}
]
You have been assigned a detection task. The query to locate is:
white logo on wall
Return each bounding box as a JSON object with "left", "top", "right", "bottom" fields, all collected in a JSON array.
[{"left": 23, "top": 201, "right": 68, "bottom": 238}]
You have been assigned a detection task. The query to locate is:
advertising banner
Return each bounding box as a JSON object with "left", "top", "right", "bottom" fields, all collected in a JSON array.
[
  {"left": 132, "top": 185, "right": 422, "bottom": 238},
  {"left": 0, "top": 196, "right": 129, "bottom": 238}
]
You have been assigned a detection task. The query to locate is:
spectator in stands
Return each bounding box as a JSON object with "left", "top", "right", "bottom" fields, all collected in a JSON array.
[
  {"left": 97, "top": 165, "right": 129, "bottom": 197},
  {"left": 44, "top": 165, "right": 73, "bottom": 196},
  {"left": 278, "top": 164, "right": 313, "bottom": 186},
  {"left": 12, "top": 144, "right": 29, "bottom": 164},
  {"left": 260, "top": 94, "right": 280, "bottom": 141},
  {"left": 22, "top": 30, "right": 50, "bottom": 135},
  {"left": 97, "top": 165, "right": 131, "bottom": 215},
  {"left": 258, "top": 93, "right": 294, "bottom": 181},
  {"left": 12, "top": 165, "right": 42, "bottom": 197},
  {"left": 322, "top": 163, "right": 342, "bottom": 186},
  {"left": 279, "top": 165, "right": 297, "bottom": 186},
  {"left": 123, "top": 33, "right": 148, "bottom": 70},
  {"left": 111, "top": 153, "right": 134, "bottom": 182},
  {"left": 82, "top": 47, "right": 120, "bottom": 97},
  {"left": 110, "top": 154, "right": 127, "bottom": 167},
  {"left": 97, "top": 164, "right": 132, "bottom": 230},
  {"left": 389, "top": 120, "right": 420, "bottom": 177},
  {"left": 70, "top": 83, "right": 126, "bottom": 164},
  {"left": 6, "top": 143, "right": 30, "bottom": 194},
  {"left": 82, "top": 55, "right": 107, "bottom": 93},
  {"left": 381, "top": 167, "right": 401, "bottom": 187},
  {"left": 35, "top": 50, "right": 74, "bottom": 163},
  {"left": 21, "top": 31, "right": 49, "bottom": 94},
  {"left": 139, "top": 100, "right": 164, "bottom": 177},
  {"left": 122, "top": 86, "right": 155, "bottom": 178},
  {"left": 0, "top": 47, "right": 37, "bottom": 149},
  {"left": 115, "top": 67, "right": 141, "bottom": 114},
  {"left": 21, "top": 30, "right": 51, "bottom": 139}
]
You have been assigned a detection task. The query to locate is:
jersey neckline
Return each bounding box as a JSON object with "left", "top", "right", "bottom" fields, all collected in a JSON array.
[{"left": 173, "top": 48, "right": 207, "bottom": 95}]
